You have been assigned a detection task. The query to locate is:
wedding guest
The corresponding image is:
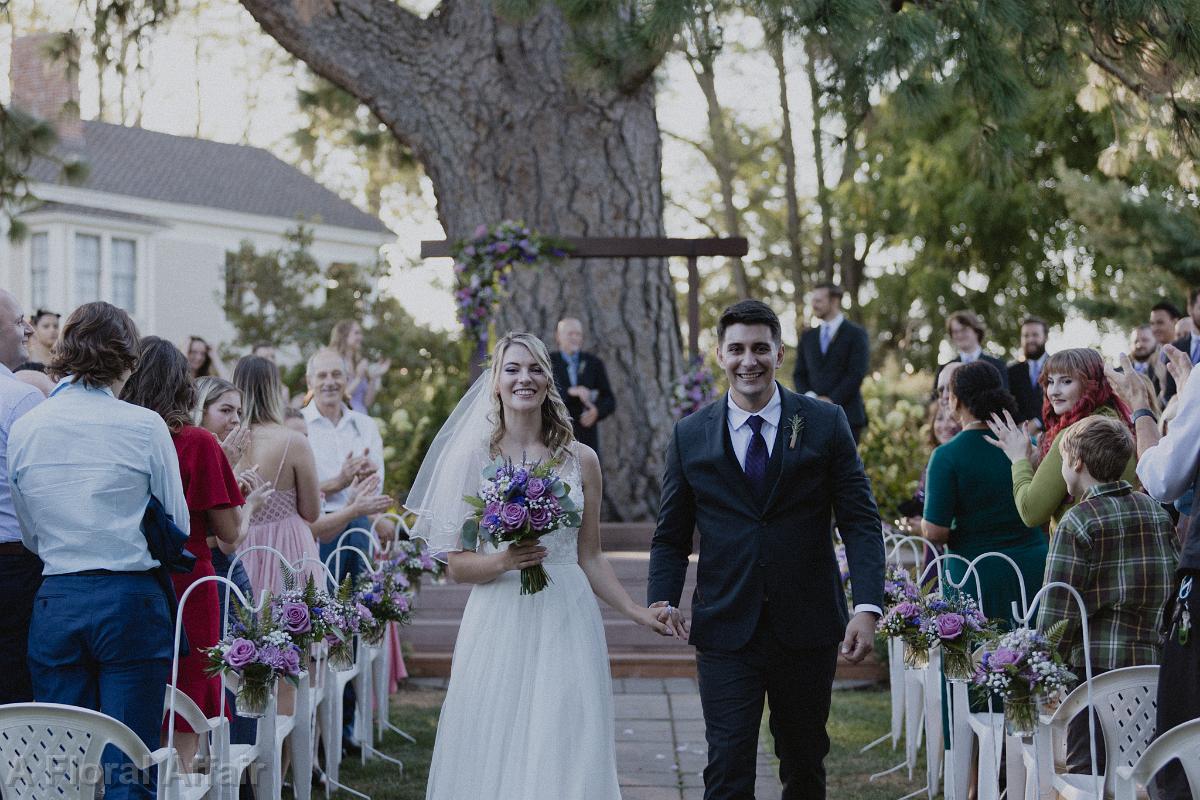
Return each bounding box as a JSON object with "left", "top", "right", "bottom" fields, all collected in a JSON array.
[
  {"left": 1129, "top": 323, "right": 1164, "bottom": 398},
  {"left": 935, "top": 361, "right": 963, "bottom": 410},
  {"left": 932, "top": 310, "right": 1009, "bottom": 397},
  {"left": 1177, "top": 316, "right": 1196, "bottom": 340},
  {"left": 24, "top": 308, "right": 58, "bottom": 367},
  {"left": 551, "top": 317, "right": 616, "bottom": 457},
  {"left": 1007, "top": 316, "right": 1049, "bottom": 432},
  {"left": 1038, "top": 416, "right": 1178, "bottom": 775},
  {"left": 121, "top": 337, "right": 245, "bottom": 771},
  {"left": 10, "top": 301, "right": 189, "bottom": 800},
  {"left": 330, "top": 320, "right": 389, "bottom": 414},
  {"left": 283, "top": 405, "right": 308, "bottom": 435},
  {"left": 185, "top": 335, "right": 221, "bottom": 379},
  {"left": 986, "top": 348, "right": 1138, "bottom": 533},
  {"left": 1163, "top": 288, "right": 1200, "bottom": 401},
  {"left": 793, "top": 282, "right": 871, "bottom": 442},
  {"left": 923, "top": 361, "right": 1045, "bottom": 628},
  {"left": 233, "top": 356, "right": 323, "bottom": 597},
  {"left": 13, "top": 363, "right": 55, "bottom": 396},
  {"left": 1150, "top": 300, "right": 1183, "bottom": 347},
  {"left": 1110, "top": 347, "right": 1198, "bottom": 800},
  {"left": 0, "top": 290, "right": 42, "bottom": 705}
]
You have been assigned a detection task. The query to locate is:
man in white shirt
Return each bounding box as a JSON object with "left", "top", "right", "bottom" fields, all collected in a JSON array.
[{"left": 0, "top": 290, "right": 42, "bottom": 703}]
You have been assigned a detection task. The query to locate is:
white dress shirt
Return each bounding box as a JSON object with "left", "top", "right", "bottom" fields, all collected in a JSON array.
[
  {"left": 302, "top": 402, "right": 385, "bottom": 511},
  {"left": 725, "top": 385, "right": 881, "bottom": 617},
  {"left": 726, "top": 386, "right": 782, "bottom": 468},
  {"left": 0, "top": 365, "right": 43, "bottom": 544},
  {"left": 959, "top": 347, "right": 983, "bottom": 364},
  {"left": 1137, "top": 371, "right": 1200, "bottom": 503},
  {"left": 8, "top": 377, "right": 189, "bottom": 574}
]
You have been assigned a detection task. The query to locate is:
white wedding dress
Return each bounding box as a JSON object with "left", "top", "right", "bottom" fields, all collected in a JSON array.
[{"left": 425, "top": 450, "right": 621, "bottom": 800}]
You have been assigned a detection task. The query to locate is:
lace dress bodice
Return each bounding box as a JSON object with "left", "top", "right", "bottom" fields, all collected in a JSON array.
[{"left": 480, "top": 451, "right": 584, "bottom": 566}]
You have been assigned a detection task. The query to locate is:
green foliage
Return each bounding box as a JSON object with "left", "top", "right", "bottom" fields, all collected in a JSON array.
[
  {"left": 857, "top": 358, "right": 930, "bottom": 522},
  {"left": 222, "top": 227, "right": 470, "bottom": 498}
]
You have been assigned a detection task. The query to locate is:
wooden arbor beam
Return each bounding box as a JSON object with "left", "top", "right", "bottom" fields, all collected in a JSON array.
[{"left": 420, "top": 236, "right": 749, "bottom": 359}]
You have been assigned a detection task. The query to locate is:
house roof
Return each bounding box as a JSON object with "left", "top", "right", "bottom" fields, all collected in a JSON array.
[
  {"left": 27, "top": 121, "right": 392, "bottom": 236},
  {"left": 22, "top": 201, "right": 165, "bottom": 227}
]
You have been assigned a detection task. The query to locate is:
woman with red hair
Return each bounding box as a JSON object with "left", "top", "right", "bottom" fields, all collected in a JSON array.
[{"left": 987, "top": 348, "right": 1138, "bottom": 531}]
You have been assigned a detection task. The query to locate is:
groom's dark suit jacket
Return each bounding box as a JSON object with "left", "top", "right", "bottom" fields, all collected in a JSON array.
[{"left": 649, "top": 384, "right": 885, "bottom": 652}]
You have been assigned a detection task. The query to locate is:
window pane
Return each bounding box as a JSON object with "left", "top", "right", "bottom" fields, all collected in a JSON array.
[
  {"left": 74, "top": 234, "right": 101, "bottom": 305},
  {"left": 30, "top": 233, "right": 49, "bottom": 310},
  {"left": 112, "top": 238, "right": 136, "bottom": 313}
]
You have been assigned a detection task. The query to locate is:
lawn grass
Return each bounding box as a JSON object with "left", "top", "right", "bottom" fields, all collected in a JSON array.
[{"left": 311, "top": 682, "right": 931, "bottom": 799}]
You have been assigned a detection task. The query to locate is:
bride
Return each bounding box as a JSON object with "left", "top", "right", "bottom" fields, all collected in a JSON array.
[{"left": 407, "top": 331, "right": 670, "bottom": 800}]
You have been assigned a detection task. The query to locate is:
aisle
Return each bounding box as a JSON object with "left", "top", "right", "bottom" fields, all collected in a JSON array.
[{"left": 613, "top": 677, "right": 781, "bottom": 799}]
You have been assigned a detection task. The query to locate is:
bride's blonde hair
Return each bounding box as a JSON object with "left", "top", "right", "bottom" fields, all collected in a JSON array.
[{"left": 488, "top": 332, "right": 575, "bottom": 459}]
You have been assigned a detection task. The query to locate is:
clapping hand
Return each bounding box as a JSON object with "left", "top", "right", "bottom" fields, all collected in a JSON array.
[
  {"left": 1105, "top": 354, "right": 1153, "bottom": 410},
  {"left": 345, "top": 474, "right": 393, "bottom": 519},
  {"left": 368, "top": 358, "right": 391, "bottom": 379},
  {"left": 221, "top": 426, "right": 252, "bottom": 465},
  {"left": 335, "top": 449, "right": 376, "bottom": 491},
  {"left": 1164, "top": 344, "right": 1193, "bottom": 394},
  {"left": 648, "top": 600, "right": 690, "bottom": 640},
  {"left": 984, "top": 410, "right": 1033, "bottom": 463},
  {"left": 239, "top": 467, "right": 275, "bottom": 515}
]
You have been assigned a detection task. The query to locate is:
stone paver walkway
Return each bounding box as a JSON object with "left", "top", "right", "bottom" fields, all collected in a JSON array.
[{"left": 613, "top": 677, "right": 782, "bottom": 800}]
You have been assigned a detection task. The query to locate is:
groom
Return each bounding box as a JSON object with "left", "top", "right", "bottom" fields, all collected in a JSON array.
[{"left": 649, "top": 300, "right": 885, "bottom": 800}]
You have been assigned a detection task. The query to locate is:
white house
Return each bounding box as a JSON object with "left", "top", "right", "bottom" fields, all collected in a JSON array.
[{"left": 1, "top": 33, "right": 394, "bottom": 348}]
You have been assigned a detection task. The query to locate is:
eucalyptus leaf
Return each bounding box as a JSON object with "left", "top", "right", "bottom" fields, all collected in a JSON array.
[{"left": 463, "top": 495, "right": 487, "bottom": 509}]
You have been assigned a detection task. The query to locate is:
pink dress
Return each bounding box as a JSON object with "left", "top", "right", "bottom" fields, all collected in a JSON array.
[{"left": 236, "top": 436, "right": 322, "bottom": 597}]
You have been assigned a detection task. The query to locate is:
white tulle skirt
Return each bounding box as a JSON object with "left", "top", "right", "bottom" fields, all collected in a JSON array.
[{"left": 425, "top": 562, "right": 621, "bottom": 800}]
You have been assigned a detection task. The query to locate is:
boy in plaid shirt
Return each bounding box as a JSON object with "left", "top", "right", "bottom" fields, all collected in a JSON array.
[{"left": 1038, "top": 415, "right": 1179, "bottom": 773}]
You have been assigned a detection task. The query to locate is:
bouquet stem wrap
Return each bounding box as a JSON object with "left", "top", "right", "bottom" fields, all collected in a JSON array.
[{"left": 521, "top": 564, "right": 550, "bottom": 596}]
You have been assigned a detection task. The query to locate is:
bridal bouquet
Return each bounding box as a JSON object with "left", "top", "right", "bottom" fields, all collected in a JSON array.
[
  {"left": 919, "top": 592, "right": 992, "bottom": 682},
  {"left": 972, "top": 622, "right": 1076, "bottom": 737},
  {"left": 204, "top": 603, "right": 303, "bottom": 717},
  {"left": 461, "top": 457, "right": 582, "bottom": 595}
]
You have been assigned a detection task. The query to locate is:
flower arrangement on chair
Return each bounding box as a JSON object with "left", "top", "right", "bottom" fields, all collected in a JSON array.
[
  {"left": 972, "top": 622, "right": 1077, "bottom": 737},
  {"left": 387, "top": 536, "right": 445, "bottom": 586},
  {"left": 203, "top": 603, "right": 304, "bottom": 718},
  {"left": 919, "top": 591, "right": 992, "bottom": 682},
  {"left": 353, "top": 563, "right": 414, "bottom": 645}
]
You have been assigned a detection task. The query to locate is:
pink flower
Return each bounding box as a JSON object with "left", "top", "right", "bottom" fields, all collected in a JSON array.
[{"left": 935, "top": 613, "right": 965, "bottom": 640}]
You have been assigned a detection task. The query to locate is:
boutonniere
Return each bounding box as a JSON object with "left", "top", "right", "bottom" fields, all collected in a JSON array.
[{"left": 787, "top": 413, "right": 806, "bottom": 449}]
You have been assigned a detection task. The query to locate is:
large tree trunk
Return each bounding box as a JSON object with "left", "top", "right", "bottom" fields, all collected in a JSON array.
[
  {"left": 768, "top": 29, "right": 807, "bottom": 337},
  {"left": 238, "top": 0, "right": 681, "bottom": 520},
  {"left": 804, "top": 41, "right": 836, "bottom": 283}
]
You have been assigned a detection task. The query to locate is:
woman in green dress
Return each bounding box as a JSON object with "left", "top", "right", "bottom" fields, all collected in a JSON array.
[
  {"left": 985, "top": 347, "right": 1137, "bottom": 533},
  {"left": 923, "top": 360, "right": 1046, "bottom": 628}
]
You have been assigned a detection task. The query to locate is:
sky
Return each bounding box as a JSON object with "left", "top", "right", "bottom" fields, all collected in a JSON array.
[{"left": 0, "top": 3, "right": 1131, "bottom": 361}]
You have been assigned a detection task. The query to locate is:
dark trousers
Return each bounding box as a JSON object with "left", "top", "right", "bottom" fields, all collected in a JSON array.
[
  {"left": 28, "top": 573, "right": 172, "bottom": 800},
  {"left": 1066, "top": 666, "right": 1108, "bottom": 775},
  {"left": 319, "top": 517, "right": 370, "bottom": 735},
  {"left": 0, "top": 548, "right": 43, "bottom": 704},
  {"left": 1155, "top": 578, "right": 1199, "bottom": 800},
  {"left": 697, "top": 607, "right": 840, "bottom": 800}
]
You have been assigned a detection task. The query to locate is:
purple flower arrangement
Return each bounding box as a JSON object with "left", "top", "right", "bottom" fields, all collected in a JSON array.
[
  {"left": 883, "top": 563, "right": 921, "bottom": 607},
  {"left": 451, "top": 221, "right": 568, "bottom": 343},
  {"left": 388, "top": 537, "right": 445, "bottom": 587},
  {"left": 670, "top": 356, "right": 718, "bottom": 420},
  {"left": 972, "top": 623, "right": 1076, "bottom": 736},
  {"left": 461, "top": 457, "right": 582, "bottom": 595},
  {"left": 270, "top": 574, "right": 343, "bottom": 652},
  {"left": 919, "top": 592, "right": 992, "bottom": 681},
  {"left": 354, "top": 561, "right": 415, "bottom": 644},
  {"left": 878, "top": 596, "right": 929, "bottom": 668},
  {"left": 203, "top": 601, "right": 303, "bottom": 715}
]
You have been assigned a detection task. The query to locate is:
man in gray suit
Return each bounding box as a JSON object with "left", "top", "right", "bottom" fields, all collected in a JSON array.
[{"left": 650, "top": 300, "right": 885, "bottom": 800}]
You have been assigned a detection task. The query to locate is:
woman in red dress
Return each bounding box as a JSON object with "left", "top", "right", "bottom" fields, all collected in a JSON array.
[{"left": 122, "top": 336, "right": 245, "bottom": 771}]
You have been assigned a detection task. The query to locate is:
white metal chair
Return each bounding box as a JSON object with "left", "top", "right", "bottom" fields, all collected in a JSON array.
[
  {"left": 0, "top": 703, "right": 175, "bottom": 800},
  {"left": 161, "top": 686, "right": 220, "bottom": 800},
  {"left": 1116, "top": 717, "right": 1200, "bottom": 800},
  {"left": 1048, "top": 665, "right": 1159, "bottom": 800}
]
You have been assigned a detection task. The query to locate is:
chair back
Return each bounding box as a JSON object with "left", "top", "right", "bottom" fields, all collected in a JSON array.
[
  {"left": 1125, "top": 717, "right": 1200, "bottom": 800},
  {"left": 0, "top": 703, "right": 157, "bottom": 800}
]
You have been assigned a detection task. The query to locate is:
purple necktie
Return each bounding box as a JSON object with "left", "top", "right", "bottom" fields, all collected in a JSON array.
[{"left": 744, "top": 415, "right": 768, "bottom": 492}]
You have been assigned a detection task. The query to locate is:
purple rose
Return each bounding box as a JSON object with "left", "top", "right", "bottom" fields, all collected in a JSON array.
[
  {"left": 419, "top": 554, "right": 435, "bottom": 571},
  {"left": 990, "top": 648, "right": 1022, "bottom": 668},
  {"left": 500, "top": 502, "right": 529, "bottom": 531},
  {"left": 935, "top": 613, "right": 965, "bottom": 640},
  {"left": 356, "top": 602, "right": 374, "bottom": 621},
  {"left": 473, "top": 224, "right": 488, "bottom": 238},
  {"left": 495, "top": 242, "right": 511, "bottom": 254},
  {"left": 392, "top": 594, "right": 410, "bottom": 612},
  {"left": 529, "top": 506, "right": 553, "bottom": 530},
  {"left": 893, "top": 601, "right": 922, "bottom": 621},
  {"left": 280, "top": 602, "right": 311, "bottom": 635},
  {"left": 280, "top": 647, "right": 301, "bottom": 676},
  {"left": 526, "top": 477, "right": 547, "bottom": 499},
  {"left": 224, "top": 638, "right": 258, "bottom": 669},
  {"left": 485, "top": 501, "right": 502, "bottom": 518}
]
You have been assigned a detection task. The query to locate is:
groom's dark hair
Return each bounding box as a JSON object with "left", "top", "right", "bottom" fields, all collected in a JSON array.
[{"left": 718, "top": 300, "right": 781, "bottom": 345}]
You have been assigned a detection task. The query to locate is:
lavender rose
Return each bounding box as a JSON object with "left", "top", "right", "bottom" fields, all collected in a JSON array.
[
  {"left": 528, "top": 506, "right": 553, "bottom": 531},
  {"left": 280, "top": 602, "right": 311, "bottom": 635},
  {"left": 280, "top": 647, "right": 301, "bottom": 676},
  {"left": 989, "top": 648, "right": 1022, "bottom": 668},
  {"left": 526, "top": 477, "right": 548, "bottom": 499},
  {"left": 224, "top": 638, "right": 258, "bottom": 669},
  {"left": 893, "top": 601, "right": 922, "bottom": 621},
  {"left": 935, "top": 613, "right": 965, "bottom": 640},
  {"left": 500, "top": 502, "right": 529, "bottom": 531},
  {"left": 356, "top": 602, "right": 375, "bottom": 621}
]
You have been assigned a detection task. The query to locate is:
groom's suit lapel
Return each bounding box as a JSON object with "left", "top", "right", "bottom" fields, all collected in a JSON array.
[
  {"left": 760, "top": 387, "right": 798, "bottom": 514},
  {"left": 710, "top": 396, "right": 759, "bottom": 513}
]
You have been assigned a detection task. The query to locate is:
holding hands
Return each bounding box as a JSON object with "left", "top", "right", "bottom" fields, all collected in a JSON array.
[
  {"left": 648, "top": 600, "right": 690, "bottom": 640},
  {"left": 984, "top": 409, "right": 1033, "bottom": 463}
]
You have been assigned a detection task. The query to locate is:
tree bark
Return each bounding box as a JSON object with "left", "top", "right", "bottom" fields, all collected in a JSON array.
[
  {"left": 768, "top": 29, "right": 807, "bottom": 336},
  {"left": 237, "top": 0, "right": 681, "bottom": 520}
]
